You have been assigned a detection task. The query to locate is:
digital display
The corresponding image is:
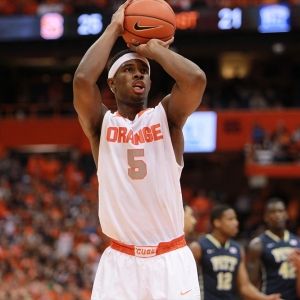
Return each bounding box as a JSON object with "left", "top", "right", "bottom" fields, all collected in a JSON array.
[
  {"left": 40, "top": 13, "right": 64, "bottom": 39},
  {"left": 0, "top": 13, "right": 110, "bottom": 41},
  {"left": 183, "top": 111, "right": 217, "bottom": 153},
  {"left": 258, "top": 4, "right": 291, "bottom": 33},
  {"left": 218, "top": 8, "right": 242, "bottom": 30},
  {"left": 0, "top": 5, "right": 299, "bottom": 42},
  {"left": 77, "top": 13, "right": 103, "bottom": 36}
]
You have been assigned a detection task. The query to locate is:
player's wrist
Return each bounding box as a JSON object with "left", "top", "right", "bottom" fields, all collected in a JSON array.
[{"left": 108, "top": 21, "right": 124, "bottom": 37}]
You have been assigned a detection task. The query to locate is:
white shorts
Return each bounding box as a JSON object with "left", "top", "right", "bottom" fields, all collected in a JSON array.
[{"left": 91, "top": 239, "right": 200, "bottom": 300}]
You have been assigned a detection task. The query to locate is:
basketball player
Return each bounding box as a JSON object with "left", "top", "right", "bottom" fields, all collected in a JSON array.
[
  {"left": 247, "top": 197, "right": 300, "bottom": 300},
  {"left": 189, "top": 204, "right": 282, "bottom": 300},
  {"left": 73, "top": 0, "right": 206, "bottom": 298}
]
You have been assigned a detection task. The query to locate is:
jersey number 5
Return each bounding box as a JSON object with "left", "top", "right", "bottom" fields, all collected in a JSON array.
[{"left": 127, "top": 149, "right": 147, "bottom": 180}]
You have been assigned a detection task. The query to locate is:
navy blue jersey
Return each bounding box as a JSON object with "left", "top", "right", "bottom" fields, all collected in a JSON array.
[
  {"left": 259, "top": 230, "right": 300, "bottom": 300},
  {"left": 198, "top": 234, "right": 241, "bottom": 300}
]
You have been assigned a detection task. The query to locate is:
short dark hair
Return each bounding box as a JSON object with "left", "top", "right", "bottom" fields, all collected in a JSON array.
[
  {"left": 107, "top": 49, "right": 135, "bottom": 72},
  {"left": 265, "top": 197, "right": 286, "bottom": 210},
  {"left": 210, "top": 204, "right": 232, "bottom": 225}
]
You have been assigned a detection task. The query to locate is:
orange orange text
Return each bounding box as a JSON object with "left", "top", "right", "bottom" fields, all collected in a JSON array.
[{"left": 106, "top": 123, "right": 163, "bottom": 145}]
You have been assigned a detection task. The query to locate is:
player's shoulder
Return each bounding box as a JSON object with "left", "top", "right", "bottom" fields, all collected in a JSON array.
[
  {"left": 288, "top": 231, "right": 300, "bottom": 239},
  {"left": 150, "top": 102, "right": 166, "bottom": 119},
  {"left": 248, "top": 235, "right": 263, "bottom": 250},
  {"left": 229, "top": 239, "right": 242, "bottom": 249},
  {"left": 225, "top": 240, "right": 242, "bottom": 259},
  {"left": 288, "top": 231, "right": 300, "bottom": 245}
]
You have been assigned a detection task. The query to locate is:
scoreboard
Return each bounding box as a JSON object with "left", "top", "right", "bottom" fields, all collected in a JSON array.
[{"left": 0, "top": 4, "right": 299, "bottom": 42}]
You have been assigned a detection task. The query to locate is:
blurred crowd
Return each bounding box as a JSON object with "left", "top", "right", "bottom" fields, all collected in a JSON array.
[
  {"left": 0, "top": 149, "right": 103, "bottom": 299},
  {"left": 245, "top": 121, "right": 300, "bottom": 164},
  {"left": 0, "top": 147, "right": 299, "bottom": 299},
  {"left": 1, "top": 55, "right": 300, "bottom": 119},
  {"left": 0, "top": 0, "right": 300, "bottom": 16}
]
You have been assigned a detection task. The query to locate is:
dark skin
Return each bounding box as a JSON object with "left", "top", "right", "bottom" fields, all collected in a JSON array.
[
  {"left": 247, "top": 201, "right": 300, "bottom": 298},
  {"left": 73, "top": 0, "right": 207, "bottom": 167},
  {"left": 189, "top": 208, "right": 282, "bottom": 300}
]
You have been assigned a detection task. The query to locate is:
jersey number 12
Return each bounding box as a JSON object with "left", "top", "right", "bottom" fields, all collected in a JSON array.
[{"left": 217, "top": 272, "right": 232, "bottom": 291}]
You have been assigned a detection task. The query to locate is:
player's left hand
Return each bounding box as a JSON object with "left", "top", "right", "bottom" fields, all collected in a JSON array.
[{"left": 127, "top": 37, "right": 174, "bottom": 59}]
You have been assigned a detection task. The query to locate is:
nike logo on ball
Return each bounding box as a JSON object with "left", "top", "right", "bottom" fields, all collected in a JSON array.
[{"left": 134, "top": 21, "right": 162, "bottom": 31}]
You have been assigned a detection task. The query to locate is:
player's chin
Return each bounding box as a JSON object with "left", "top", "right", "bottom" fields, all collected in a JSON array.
[
  {"left": 232, "top": 228, "right": 239, "bottom": 236},
  {"left": 130, "top": 93, "right": 147, "bottom": 102},
  {"left": 274, "top": 220, "right": 285, "bottom": 228}
]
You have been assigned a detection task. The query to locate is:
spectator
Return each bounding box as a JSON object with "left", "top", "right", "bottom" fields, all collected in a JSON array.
[{"left": 252, "top": 120, "right": 266, "bottom": 146}]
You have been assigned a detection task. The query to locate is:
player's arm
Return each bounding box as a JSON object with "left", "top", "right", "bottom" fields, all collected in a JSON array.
[
  {"left": 129, "top": 40, "right": 206, "bottom": 125},
  {"left": 73, "top": 0, "right": 131, "bottom": 165},
  {"left": 189, "top": 241, "right": 202, "bottom": 270},
  {"left": 237, "top": 247, "right": 282, "bottom": 300},
  {"left": 128, "top": 39, "right": 206, "bottom": 163},
  {"left": 288, "top": 248, "right": 300, "bottom": 297},
  {"left": 155, "top": 46, "right": 206, "bottom": 127},
  {"left": 246, "top": 237, "right": 263, "bottom": 287}
]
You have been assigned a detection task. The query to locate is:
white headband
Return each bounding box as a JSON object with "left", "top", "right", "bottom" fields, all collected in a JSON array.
[{"left": 108, "top": 53, "right": 150, "bottom": 79}]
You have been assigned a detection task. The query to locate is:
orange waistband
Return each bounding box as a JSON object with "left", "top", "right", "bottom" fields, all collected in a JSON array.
[{"left": 110, "top": 235, "right": 186, "bottom": 258}]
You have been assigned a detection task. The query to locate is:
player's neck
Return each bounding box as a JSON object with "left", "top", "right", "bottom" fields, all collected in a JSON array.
[
  {"left": 211, "top": 231, "right": 228, "bottom": 245},
  {"left": 117, "top": 104, "right": 147, "bottom": 121},
  {"left": 268, "top": 228, "right": 286, "bottom": 239}
]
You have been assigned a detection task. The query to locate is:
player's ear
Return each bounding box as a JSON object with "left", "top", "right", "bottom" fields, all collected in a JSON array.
[
  {"left": 214, "top": 219, "right": 221, "bottom": 229},
  {"left": 107, "top": 78, "right": 115, "bottom": 94}
]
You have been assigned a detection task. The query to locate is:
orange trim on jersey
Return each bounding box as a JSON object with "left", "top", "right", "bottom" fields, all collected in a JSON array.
[
  {"left": 137, "top": 108, "right": 151, "bottom": 118},
  {"left": 110, "top": 235, "right": 186, "bottom": 258}
]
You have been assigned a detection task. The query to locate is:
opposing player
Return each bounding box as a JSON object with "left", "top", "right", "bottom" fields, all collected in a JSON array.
[
  {"left": 247, "top": 197, "right": 300, "bottom": 300},
  {"left": 73, "top": 0, "right": 207, "bottom": 298},
  {"left": 189, "top": 204, "right": 282, "bottom": 300}
]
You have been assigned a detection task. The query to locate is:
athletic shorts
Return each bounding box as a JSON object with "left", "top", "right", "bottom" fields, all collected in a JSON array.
[{"left": 91, "top": 236, "right": 200, "bottom": 300}]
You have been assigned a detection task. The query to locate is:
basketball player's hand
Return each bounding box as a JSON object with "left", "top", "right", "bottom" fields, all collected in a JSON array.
[
  {"left": 127, "top": 37, "right": 174, "bottom": 58},
  {"left": 111, "top": 0, "right": 132, "bottom": 35},
  {"left": 265, "top": 294, "right": 283, "bottom": 300}
]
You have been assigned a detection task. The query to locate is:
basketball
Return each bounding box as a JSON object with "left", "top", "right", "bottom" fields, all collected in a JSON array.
[{"left": 122, "top": 0, "right": 176, "bottom": 45}]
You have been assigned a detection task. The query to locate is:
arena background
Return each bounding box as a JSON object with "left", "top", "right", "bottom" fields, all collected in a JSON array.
[{"left": 0, "top": 1, "right": 300, "bottom": 299}]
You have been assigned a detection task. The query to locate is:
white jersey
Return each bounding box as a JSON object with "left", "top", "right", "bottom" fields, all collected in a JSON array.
[{"left": 97, "top": 103, "right": 184, "bottom": 246}]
